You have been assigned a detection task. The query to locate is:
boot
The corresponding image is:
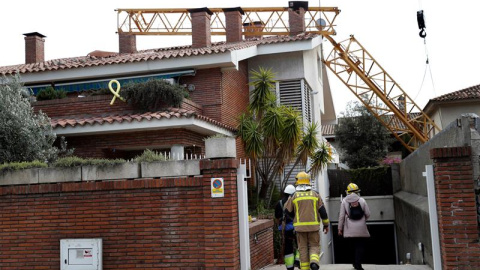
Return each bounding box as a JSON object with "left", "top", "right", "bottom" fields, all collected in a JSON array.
[{"left": 310, "top": 263, "right": 319, "bottom": 270}]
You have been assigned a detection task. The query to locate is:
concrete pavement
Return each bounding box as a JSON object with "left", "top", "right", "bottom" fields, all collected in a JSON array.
[{"left": 260, "top": 264, "right": 432, "bottom": 270}]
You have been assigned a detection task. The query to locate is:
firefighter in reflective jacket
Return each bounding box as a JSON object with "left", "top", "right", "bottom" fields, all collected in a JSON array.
[{"left": 285, "top": 172, "right": 329, "bottom": 270}]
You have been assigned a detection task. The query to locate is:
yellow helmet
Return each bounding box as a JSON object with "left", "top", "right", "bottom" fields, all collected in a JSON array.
[
  {"left": 346, "top": 183, "right": 360, "bottom": 194},
  {"left": 295, "top": 172, "right": 311, "bottom": 185}
]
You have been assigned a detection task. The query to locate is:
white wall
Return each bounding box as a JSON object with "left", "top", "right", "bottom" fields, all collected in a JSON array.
[
  {"left": 430, "top": 102, "right": 480, "bottom": 129},
  {"left": 248, "top": 51, "right": 304, "bottom": 81}
]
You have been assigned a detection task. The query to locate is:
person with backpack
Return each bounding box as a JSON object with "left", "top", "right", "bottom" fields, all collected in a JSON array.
[
  {"left": 275, "top": 184, "right": 300, "bottom": 270},
  {"left": 338, "top": 183, "right": 371, "bottom": 270}
]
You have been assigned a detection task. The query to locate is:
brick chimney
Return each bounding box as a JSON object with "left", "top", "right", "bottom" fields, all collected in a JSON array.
[
  {"left": 223, "top": 7, "right": 244, "bottom": 43},
  {"left": 119, "top": 33, "right": 137, "bottom": 54},
  {"left": 23, "top": 32, "right": 46, "bottom": 64},
  {"left": 242, "top": 21, "right": 265, "bottom": 40},
  {"left": 188, "top": 8, "right": 212, "bottom": 48},
  {"left": 288, "top": 1, "right": 308, "bottom": 35}
]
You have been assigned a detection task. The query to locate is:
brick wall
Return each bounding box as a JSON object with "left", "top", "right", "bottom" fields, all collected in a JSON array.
[
  {"left": 249, "top": 220, "right": 274, "bottom": 270},
  {"left": 221, "top": 61, "right": 249, "bottom": 129},
  {"left": 430, "top": 146, "right": 480, "bottom": 269},
  {"left": 34, "top": 95, "right": 204, "bottom": 118},
  {"left": 0, "top": 158, "right": 243, "bottom": 269},
  {"left": 65, "top": 129, "right": 205, "bottom": 159},
  {"left": 180, "top": 68, "right": 222, "bottom": 122}
]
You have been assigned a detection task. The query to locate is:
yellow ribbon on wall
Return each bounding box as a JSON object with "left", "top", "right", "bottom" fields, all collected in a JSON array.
[{"left": 109, "top": 80, "right": 126, "bottom": 105}]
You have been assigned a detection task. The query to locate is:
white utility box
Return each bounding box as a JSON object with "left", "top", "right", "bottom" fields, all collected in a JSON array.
[{"left": 60, "top": 239, "right": 102, "bottom": 270}]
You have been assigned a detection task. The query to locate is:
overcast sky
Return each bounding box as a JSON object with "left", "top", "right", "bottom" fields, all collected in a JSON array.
[{"left": 1, "top": 0, "right": 479, "bottom": 116}]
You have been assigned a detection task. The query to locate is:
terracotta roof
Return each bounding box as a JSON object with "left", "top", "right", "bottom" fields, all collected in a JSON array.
[
  {"left": 0, "top": 34, "right": 317, "bottom": 76},
  {"left": 430, "top": 84, "right": 480, "bottom": 102},
  {"left": 50, "top": 108, "right": 236, "bottom": 132}
]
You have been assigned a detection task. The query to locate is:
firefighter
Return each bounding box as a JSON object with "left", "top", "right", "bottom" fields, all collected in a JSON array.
[
  {"left": 275, "top": 184, "right": 300, "bottom": 270},
  {"left": 285, "top": 172, "right": 329, "bottom": 270}
]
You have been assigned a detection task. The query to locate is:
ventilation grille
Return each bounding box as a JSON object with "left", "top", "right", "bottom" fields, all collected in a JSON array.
[{"left": 278, "top": 79, "right": 312, "bottom": 124}]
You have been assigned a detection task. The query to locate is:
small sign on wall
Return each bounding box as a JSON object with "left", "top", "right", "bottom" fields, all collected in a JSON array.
[{"left": 211, "top": 178, "right": 224, "bottom": 198}]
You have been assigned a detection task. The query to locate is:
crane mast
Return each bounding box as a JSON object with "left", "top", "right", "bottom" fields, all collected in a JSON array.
[{"left": 116, "top": 6, "right": 440, "bottom": 152}]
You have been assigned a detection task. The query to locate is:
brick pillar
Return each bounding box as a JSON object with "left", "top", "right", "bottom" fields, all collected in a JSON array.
[
  {"left": 223, "top": 7, "right": 244, "bottom": 43},
  {"left": 200, "top": 159, "right": 240, "bottom": 269},
  {"left": 23, "top": 32, "right": 46, "bottom": 64},
  {"left": 189, "top": 8, "right": 212, "bottom": 48},
  {"left": 430, "top": 146, "right": 480, "bottom": 269},
  {"left": 118, "top": 33, "right": 136, "bottom": 54},
  {"left": 288, "top": 1, "right": 308, "bottom": 36}
]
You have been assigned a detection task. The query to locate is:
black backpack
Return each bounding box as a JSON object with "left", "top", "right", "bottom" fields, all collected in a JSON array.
[{"left": 349, "top": 201, "right": 364, "bottom": 220}]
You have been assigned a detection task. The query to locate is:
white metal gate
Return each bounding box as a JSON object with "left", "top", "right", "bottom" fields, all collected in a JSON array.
[{"left": 237, "top": 159, "right": 251, "bottom": 270}]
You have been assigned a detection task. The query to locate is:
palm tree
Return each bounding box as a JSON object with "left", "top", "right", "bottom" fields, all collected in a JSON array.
[{"left": 237, "top": 67, "right": 332, "bottom": 205}]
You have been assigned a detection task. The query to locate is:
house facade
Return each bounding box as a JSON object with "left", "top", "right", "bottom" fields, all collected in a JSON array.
[
  {"left": 424, "top": 84, "right": 480, "bottom": 130},
  {"left": 0, "top": 14, "right": 335, "bottom": 162}
]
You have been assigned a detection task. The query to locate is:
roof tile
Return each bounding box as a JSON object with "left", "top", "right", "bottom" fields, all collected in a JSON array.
[
  {"left": 50, "top": 110, "right": 236, "bottom": 132},
  {"left": 431, "top": 84, "right": 480, "bottom": 102},
  {"left": 0, "top": 34, "right": 317, "bottom": 75}
]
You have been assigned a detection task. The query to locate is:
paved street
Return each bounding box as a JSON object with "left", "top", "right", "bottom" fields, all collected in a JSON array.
[{"left": 261, "top": 264, "right": 432, "bottom": 270}]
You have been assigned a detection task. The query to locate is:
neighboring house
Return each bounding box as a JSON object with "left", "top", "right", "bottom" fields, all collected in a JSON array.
[{"left": 424, "top": 84, "right": 480, "bottom": 130}]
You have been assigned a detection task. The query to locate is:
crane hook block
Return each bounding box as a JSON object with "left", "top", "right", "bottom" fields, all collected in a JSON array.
[
  {"left": 417, "top": 10, "right": 426, "bottom": 29},
  {"left": 417, "top": 10, "right": 427, "bottom": 38}
]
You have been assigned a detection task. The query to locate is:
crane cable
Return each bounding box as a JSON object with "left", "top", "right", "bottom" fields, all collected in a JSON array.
[{"left": 413, "top": 2, "right": 437, "bottom": 100}]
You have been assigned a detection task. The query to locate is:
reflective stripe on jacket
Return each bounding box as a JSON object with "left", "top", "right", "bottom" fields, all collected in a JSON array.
[{"left": 285, "top": 190, "right": 326, "bottom": 232}]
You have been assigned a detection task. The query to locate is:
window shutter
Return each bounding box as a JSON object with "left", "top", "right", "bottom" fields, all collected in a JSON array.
[{"left": 278, "top": 79, "right": 312, "bottom": 124}]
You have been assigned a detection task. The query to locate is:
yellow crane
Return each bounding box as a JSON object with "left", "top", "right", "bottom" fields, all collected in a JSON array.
[{"left": 116, "top": 5, "right": 440, "bottom": 152}]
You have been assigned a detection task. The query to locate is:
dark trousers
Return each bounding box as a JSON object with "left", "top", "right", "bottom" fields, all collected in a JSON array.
[
  {"left": 348, "top": 237, "right": 366, "bottom": 266},
  {"left": 284, "top": 230, "right": 295, "bottom": 255}
]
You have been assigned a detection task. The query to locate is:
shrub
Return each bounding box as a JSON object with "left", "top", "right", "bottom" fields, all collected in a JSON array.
[
  {"left": 134, "top": 149, "right": 167, "bottom": 163},
  {"left": 36, "top": 86, "right": 67, "bottom": 101},
  {"left": 53, "top": 156, "right": 126, "bottom": 167},
  {"left": 120, "top": 79, "right": 187, "bottom": 111},
  {"left": 0, "top": 75, "right": 59, "bottom": 163},
  {"left": 0, "top": 161, "right": 47, "bottom": 173}
]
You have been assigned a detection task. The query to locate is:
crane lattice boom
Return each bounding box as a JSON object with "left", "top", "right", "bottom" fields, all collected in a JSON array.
[
  {"left": 117, "top": 7, "right": 340, "bottom": 36},
  {"left": 323, "top": 35, "right": 439, "bottom": 152}
]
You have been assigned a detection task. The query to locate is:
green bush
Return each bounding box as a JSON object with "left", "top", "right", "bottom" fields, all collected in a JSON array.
[
  {"left": 53, "top": 156, "right": 126, "bottom": 167},
  {"left": 0, "top": 75, "right": 59, "bottom": 163},
  {"left": 0, "top": 160, "right": 47, "bottom": 172},
  {"left": 120, "top": 79, "right": 188, "bottom": 111},
  {"left": 36, "top": 86, "right": 67, "bottom": 101},
  {"left": 134, "top": 149, "right": 167, "bottom": 163}
]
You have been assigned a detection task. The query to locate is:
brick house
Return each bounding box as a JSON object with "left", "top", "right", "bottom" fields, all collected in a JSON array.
[{"left": 0, "top": 10, "right": 335, "bottom": 162}]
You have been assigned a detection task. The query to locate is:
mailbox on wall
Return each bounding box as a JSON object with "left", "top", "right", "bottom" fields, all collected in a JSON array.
[{"left": 60, "top": 239, "right": 102, "bottom": 270}]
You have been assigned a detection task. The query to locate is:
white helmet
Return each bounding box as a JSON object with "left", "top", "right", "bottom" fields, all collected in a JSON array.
[{"left": 284, "top": 184, "right": 296, "bottom": 195}]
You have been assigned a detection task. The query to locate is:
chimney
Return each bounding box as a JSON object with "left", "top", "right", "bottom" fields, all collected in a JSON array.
[
  {"left": 23, "top": 32, "right": 46, "bottom": 64},
  {"left": 242, "top": 21, "right": 265, "bottom": 40},
  {"left": 188, "top": 8, "right": 213, "bottom": 48},
  {"left": 119, "top": 33, "right": 137, "bottom": 54},
  {"left": 223, "top": 7, "right": 244, "bottom": 43},
  {"left": 288, "top": 1, "right": 308, "bottom": 35}
]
